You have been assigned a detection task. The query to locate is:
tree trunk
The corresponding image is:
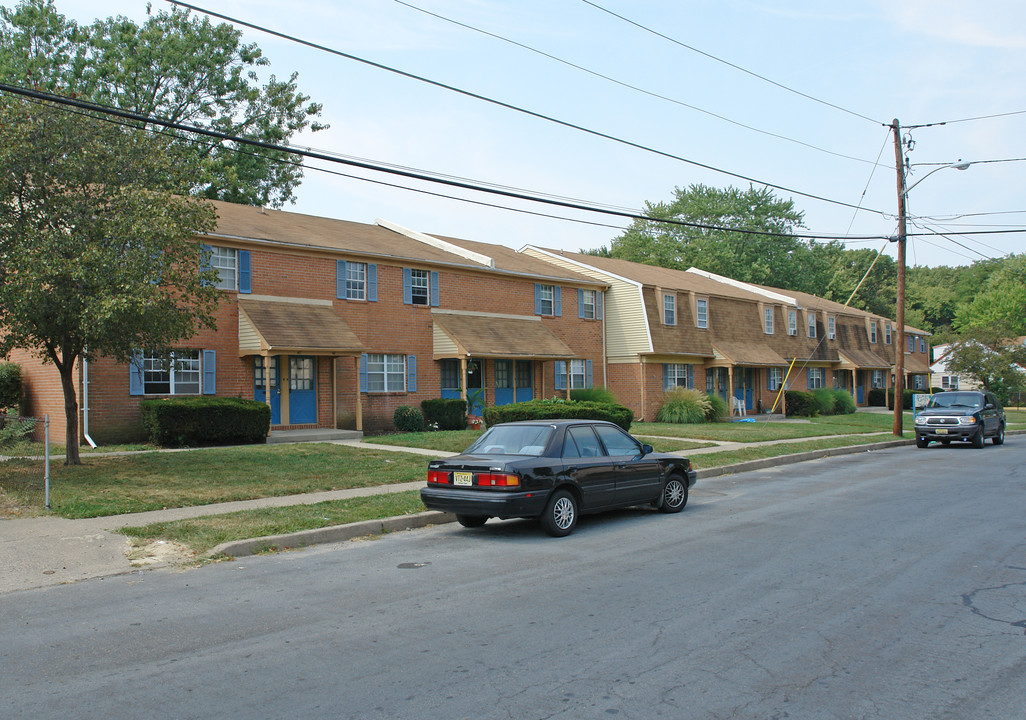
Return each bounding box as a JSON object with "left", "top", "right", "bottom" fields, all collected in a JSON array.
[{"left": 59, "top": 362, "right": 81, "bottom": 465}]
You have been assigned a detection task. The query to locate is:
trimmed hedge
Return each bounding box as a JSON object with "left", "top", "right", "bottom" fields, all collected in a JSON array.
[
  {"left": 421, "top": 398, "right": 467, "bottom": 431},
  {"left": 868, "top": 388, "right": 887, "bottom": 407},
  {"left": 0, "top": 362, "right": 24, "bottom": 411},
  {"left": 887, "top": 388, "right": 915, "bottom": 410},
  {"left": 140, "top": 397, "right": 270, "bottom": 447},
  {"left": 784, "top": 390, "right": 818, "bottom": 417},
  {"left": 570, "top": 387, "right": 618, "bottom": 404},
  {"left": 831, "top": 389, "right": 857, "bottom": 415},
  {"left": 483, "top": 399, "right": 633, "bottom": 431},
  {"left": 393, "top": 405, "right": 425, "bottom": 432}
]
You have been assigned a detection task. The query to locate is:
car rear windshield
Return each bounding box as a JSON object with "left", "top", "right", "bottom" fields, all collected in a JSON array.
[
  {"left": 927, "top": 393, "right": 983, "bottom": 409},
  {"left": 465, "top": 425, "right": 553, "bottom": 456}
]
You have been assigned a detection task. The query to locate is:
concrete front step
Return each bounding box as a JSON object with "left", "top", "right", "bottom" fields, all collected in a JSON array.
[{"left": 267, "top": 428, "right": 364, "bottom": 444}]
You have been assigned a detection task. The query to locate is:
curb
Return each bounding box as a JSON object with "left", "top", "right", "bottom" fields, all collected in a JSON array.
[
  {"left": 204, "top": 510, "right": 455, "bottom": 559},
  {"left": 694, "top": 439, "right": 914, "bottom": 478}
]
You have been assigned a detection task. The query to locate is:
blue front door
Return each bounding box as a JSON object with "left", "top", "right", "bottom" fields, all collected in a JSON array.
[
  {"left": 494, "top": 360, "right": 515, "bottom": 406},
  {"left": 289, "top": 356, "right": 317, "bottom": 425},
  {"left": 466, "top": 360, "right": 484, "bottom": 415},
  {"left": 857, "top": 371, "right": 865, "bottom": 404},
  {"left": 255, "top": 357, "right": 281, "bottom": 424},
  {"left": 734, "top": 368, "right": 754, "bottom": 409},
  {"left": 515, "top": 360, "right": 533, "bottom": 402}
]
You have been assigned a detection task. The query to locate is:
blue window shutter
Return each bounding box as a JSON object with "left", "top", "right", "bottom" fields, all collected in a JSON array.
[
  {"left": 202, "top": 350, "right": 217, "bottom": 395},
  {"left": 807, "top": 372, "right": 812, "bottom": 390},
  {"left": 586, "top": 359, "right": 593, "bottom": 388},
  {"left": 554, "top": 361, "right": 566, "bottom": 390},
  {"left": 359, "top": 354, "right": 369, "bottom": 392},
  {"left": 403, "top": 268, "right": 412, "bottom": 304},
  {"left": 554, "top": 287, "right": 562, "bottom": 317},
  {"left": 597, "top": 291, "right": 604, "bottom": 320},
  {"left": 430, "top": 271, "right": 439, "bottom": 307},
  {"left": 129, "top": 350, "right": 145, "bottom": 396},
  {"left": 578, "top": 289, "right": 585, "bottom": 319},
  {"left": 688, "top": 364, "right": 694, "bottom": 388},
  {"left": 336, "top": 260, "right": 346, "bottom": 299},
  {"left": 534, "top": 284, "right": 542, "bottom": 315},
  {"left": 238, "top": 250, "right": 251, "bottom": 293},
  {"left": 407, "top": 355, "right": 417, "bottom": 392},
  {"left": 368, "top": 264, "right": 378, "bottom": 302},
  {"left": 663, "top": 364, "right": 670, "bottom": 391}
]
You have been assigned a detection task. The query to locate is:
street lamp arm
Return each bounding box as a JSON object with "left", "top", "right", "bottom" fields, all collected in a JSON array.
[{"left": 904, "top": 161, "right": 971, "bottom": 195}]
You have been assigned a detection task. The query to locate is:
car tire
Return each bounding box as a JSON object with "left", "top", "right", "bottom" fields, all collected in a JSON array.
[
  {"left": 992, "top": 424, "right": 1005, "bottom": 445},
  {"left": 916, "top": 436, "right": 929, "bottom": 448},
  {"left": 659, "top": 475, "right": 688, "bottom": 513},
  {"left": 971, "top": 427, "right": 985, "bottom": 449},
  {"left": 540, "top": 489, "right": 578, "bottom": 537},
  {"left": 456, "top": 514, "right": 488, "bottom": 528}
]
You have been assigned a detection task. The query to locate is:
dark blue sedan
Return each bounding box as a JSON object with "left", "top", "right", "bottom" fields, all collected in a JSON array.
[{"left": 421, "top": 420, "right": 697, "bottom": 537}]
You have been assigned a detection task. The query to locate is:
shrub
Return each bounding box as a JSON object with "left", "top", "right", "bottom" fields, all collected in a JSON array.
[
  {"left": 886, "top": 388, "right": 914, "bottom": 410},
  {"left": 0, "top": 409, "right": 35, "bottom": 447},
  {"left": 705, "top": 393, "right": 729, "bottom": 421},
  {"left": 0, "top": 362, "right": 24, "bottom": 411},
  {"left": 868, "top": 388, "right": 887, "bottom": 407},
  {"left": 812, "top": 388, "right": 836, "bottom": 415},
  {"left": 140, "top": 397, "right": 270, "bottom": 447},
  {"left": 393, "top": 405, "right": 425, "bottom": 433},
  {"left": 421, "top": 398, "right": 468, "bottom": 431},
  {"left": 483, "top": 398, "right": 633, "bottom": 431},
  {"left": 656, "top": 387, "right": 709, "bottom": 424},
  {"left": 784, "top": 390, "right": 818, "bottom": 417},
  {"left": 831, "top": 389, "right": 857, "bottom": 415},
  {"left": 570, "top": 387, "right": 618, "bottom": 404}
]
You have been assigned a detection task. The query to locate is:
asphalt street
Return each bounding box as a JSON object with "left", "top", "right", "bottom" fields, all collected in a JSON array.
[{"left": 2, "top": 443, "right": 1024, "bottom": 719}]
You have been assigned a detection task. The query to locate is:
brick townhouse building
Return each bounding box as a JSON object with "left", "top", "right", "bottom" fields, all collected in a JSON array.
[
  {"left": 521, "top": 247, "right": 931, "bottom": 421},
  {"left": 10, "top": 201, "right": 608, "bottom": 443}
]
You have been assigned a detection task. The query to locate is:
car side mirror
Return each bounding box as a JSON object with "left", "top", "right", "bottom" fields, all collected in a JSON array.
[
  {"left": 641, "top": 444, "right": 653, "bottom": 455},
  {"left": 985, "top": 403, "right": 994, "bottom": 410}
]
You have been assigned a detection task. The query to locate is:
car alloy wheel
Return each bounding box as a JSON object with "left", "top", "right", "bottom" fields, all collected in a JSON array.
[
  {"left": 541, "top": 489, "right": 578, "bottom": 537},
  {"left": 659, "top": 476, "right": 688, "bottom": 513}
]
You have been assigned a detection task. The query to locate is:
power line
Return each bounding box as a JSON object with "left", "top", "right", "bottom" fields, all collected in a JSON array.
[
  {"left": 165, "top": 1, "right": 886, "bottom": 215},
  {"left": 578, "top": 0, "right": 884, "bottom": 126},
  {"left": 904, "top": 110, "right": 1026, "bottom": 129},
  {"left": 393, "top": 0, "right": 878, "bottom": 166}
]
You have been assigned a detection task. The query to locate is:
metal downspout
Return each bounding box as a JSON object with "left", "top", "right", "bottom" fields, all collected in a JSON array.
[{"left": 82, "top": 357, "right": 97, "bottom": 448}]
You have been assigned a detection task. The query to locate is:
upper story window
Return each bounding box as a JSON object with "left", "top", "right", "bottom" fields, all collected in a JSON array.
[
  {"left": 764, "top": 307, "right": 774, "bottom": 334},
  {"left": 919, "top": 337, "right": 927, "bottom": 353},
  {"left": 337, "top": 260, "right": 377, "bottom": 302},
  {"left": 885, "top": 324, "right": 892, "bottom": 344},
  {"left": 696, "top": 298, "right": 708, "bottom": 329},
  {"left": 535, "top": 284, "right": 561, "bottom": 316},
  {"left": 807, "top": 313, "right": 816, "bottom": 338},
  {"left": 788, "top": 309, "right": 797, "bottom": 336},
  {"left": 870, "top": 321, "right": 878, "bottom": 344},
  {"left": 580, "top": 289, "right": 599, "bottom": 320},
  {"left": 908, "top": 335, "right": 915, "bottom": 353},
  {"left": 346, "top": 262, "right": 367, "bottom": 300},
  {"left": 210, "top": 247, "right": 237, "bottom": 290},
  {"left": 664, "top": 294, "right": 676, "bottom": 325},
  {"left": 410, "top": 269, "right": 429, "bottom": 305},
  {"left": 828, "top": 316, "right": 836, "bottom": 340}
]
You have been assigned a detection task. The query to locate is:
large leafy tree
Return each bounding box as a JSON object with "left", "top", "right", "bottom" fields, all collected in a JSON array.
[
  {"left": 953, "top": 254, "right": 1026, "bottom": 337},
  {"left": 943, "top": 325, "right": 1026, "bottom": 403},
  {"left": 0, "top": 0, "right": 326, "bottom": 207},
  {"left": 595, "top": 184, "right": 840, "bottom": 294},
  {"left": 0, "top": 97, "right": 220, "bottom": 464}
]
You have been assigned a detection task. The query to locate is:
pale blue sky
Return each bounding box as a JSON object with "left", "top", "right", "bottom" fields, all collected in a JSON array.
[{"left": 8, "top": 0, "right": 1026, "bottom": 268}]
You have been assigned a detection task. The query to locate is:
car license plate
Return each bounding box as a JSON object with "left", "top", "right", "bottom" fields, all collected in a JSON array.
[
  {"left": 454, "top": 472, "right": 473, "bottom": 486},
  {"left": 936, "top": 428, "right": 948, "bottom": 434}
]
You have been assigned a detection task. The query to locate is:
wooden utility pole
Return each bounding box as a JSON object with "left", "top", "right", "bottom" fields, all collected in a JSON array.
[{"left": 892, "top": 119, "right": 907, "bottom": 437}]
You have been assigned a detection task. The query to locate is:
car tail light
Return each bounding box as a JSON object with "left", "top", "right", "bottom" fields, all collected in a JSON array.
[
  {"left": 476, "top": 473, "right": 520, "bottom": 487},
  {"left": 427, "top": 470, "right": 450, "bottom": 485}
]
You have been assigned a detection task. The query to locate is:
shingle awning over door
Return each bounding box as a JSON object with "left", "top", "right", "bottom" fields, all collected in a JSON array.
[
  {"left": 837, "top": 348, "right": 893, "bottom": 369},
  {"left": 432, "top": 312, "right": 576, "bottom": 360},
  {"left": 899, "top": 354, "right": 932, "bottom": 375},
  {"left": 710, "top": 342, "right": 788, "bottom": 367},
  {"left": 238, "top": 299, "right": 366, "bottom": 357}
]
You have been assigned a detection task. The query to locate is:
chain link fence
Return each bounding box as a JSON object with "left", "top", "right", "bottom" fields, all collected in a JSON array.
[{"left": 0, "top": 413, "right": 52, "bottom": 509}]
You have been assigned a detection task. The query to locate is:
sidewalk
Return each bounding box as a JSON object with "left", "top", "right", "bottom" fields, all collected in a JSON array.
[{"left": 0, "top": 430, "right": 934, "bottom": 595}]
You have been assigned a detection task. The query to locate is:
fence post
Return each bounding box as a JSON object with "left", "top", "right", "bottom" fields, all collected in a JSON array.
[{"left": 44, "top": 415, "right": 50, "bottom": 510}]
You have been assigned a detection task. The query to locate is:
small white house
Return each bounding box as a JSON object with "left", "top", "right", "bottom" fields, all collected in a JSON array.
[{"left": 930, "top": 343, "right": 979, "bottom": 391}]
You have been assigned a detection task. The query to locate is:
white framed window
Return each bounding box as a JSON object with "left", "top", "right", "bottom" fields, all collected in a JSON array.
[
  {"left": 581, "top": 289, "right": 597, "bottom": 320},
  {"left": 871, "top": 370, "right": 885, "bottom": 389},
  {"left": 870, "top": 321, "right": 878, "bottom": 344},
  {"left": 941, "top": 375, "right": 959, "bottom": 390},
  {"left": 885, "top": 324, "right": 892, "bottom": 344},
  {"left": 538, "top": 284, "right": 554, "bottom": 316},
  {"left": 913, "top": 374, "right": 927, "bottom": 390},
  {"left": 142, "top": 350, "right": 201, "bottom": 395},
  {"left": 807, "top": 367, "right": 825, "bottom": 389},
  {"left": 569, "top": 359, "right": 589, "bottom": 389},
  {"left": 764, "top": 307, "right": 774, "bottom": 334},
  {"left": 807, "top": 313, "right": 817, "bottom": 338},
  {"left": 788, "top": 309, "right": 797, "bottom": 336},
  {"left": 663, "top": 294, "right": 676, "bottom": 325},
  {"left": 345, "top": 262, "right": 367, "bottom": 300},
  {"left": 909, "top": 335, "right": 915, "bottom": 352},
  {"left": 767, "top": 367, "right": 783, "bottom": 391},
  {"left": 210, "top": 246, "right": 237, "bottom": 290},
  {"left": 828, "top": 316, "right": 836, "bottom": 340},
  {"left": 410, "top": 269, "right": 430, "bottom": 306},
  {"left": 696, "top": 298, "right": 708, "bottom": 329},
  {"left": 366, "top": 353, "right": 406, "bottom": 392},
  {"left": 664, "top": 363, "right": 694, "bottom": 390}
]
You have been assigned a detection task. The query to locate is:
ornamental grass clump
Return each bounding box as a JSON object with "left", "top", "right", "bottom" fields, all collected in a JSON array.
[{"left": 656, "top": 387, "right": 711, "bottom": 424}]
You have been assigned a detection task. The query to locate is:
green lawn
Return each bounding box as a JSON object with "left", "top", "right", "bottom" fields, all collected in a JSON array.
[
  {"left": 689, "top": 434, "right": 896, "bottom": 469},
  {"left": 362, "top": 429, "right": 715, "bottom": 454},
  {"left": 633, "top": 411, "right": 910, "bottom": 442},
  {"left": 117, "top": 490, "right": 428, "bottom": 555},
  {"left": 0, "top": 443, "right": 430, "bottom": 519}
]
